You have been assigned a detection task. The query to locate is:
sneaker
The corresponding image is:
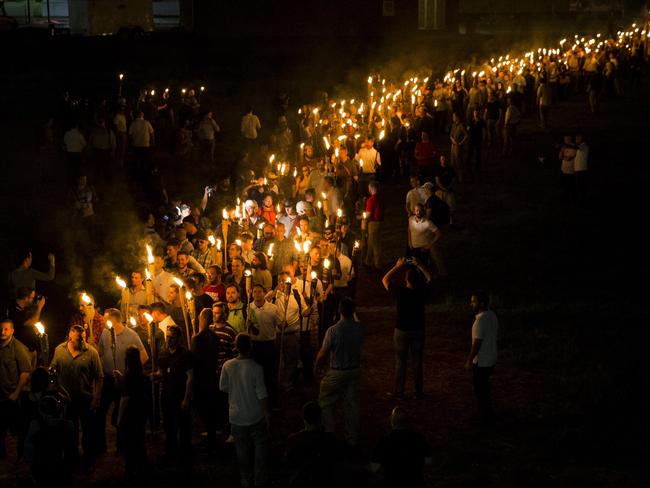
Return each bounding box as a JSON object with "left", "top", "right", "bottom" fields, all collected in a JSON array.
[{"left": 225, "top": 434, "right": 235, "bottom": 444}]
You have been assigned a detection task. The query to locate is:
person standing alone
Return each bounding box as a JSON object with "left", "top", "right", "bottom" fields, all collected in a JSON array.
[{"left": 464, "top": 290, "right": 498, "bottom": 427}]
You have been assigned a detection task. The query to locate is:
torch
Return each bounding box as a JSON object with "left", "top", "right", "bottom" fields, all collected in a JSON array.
[
  {"left": 186, "top": 290, "right": 197, "bottom": 336},
  {"left": 144, "top": 311, "right": 159, "bottom": 433},
  {"left": 208, "top": 234, "right": 223, "bottom": 269},
  {"left": 35, "top": 322, "right": 49, "bottom": 367},
  {"left": 321, "top": 192, "right": 329, "bottom": 218},
  {"left": 277, "top": 276, "right": 293, "bottom": 384},
  {"left": 335, "top": 208, "right": 343, "bottom": 234},
  {"left": 267, "top": 242, "right": 274, "bottom": 268},
  {"left": 106, "top": 320, "right": 117, "bottom": 372},
  {"left": 173, "top": 277, "right": 192, "bottom": 348},
  {"left": 116, "top": 276, "right": 129, "bottom": 321},
  {"left": 80, "top": 292, "right": 94, "bottom": 343},
  {"left": 146, "top": 245, "right": 155, "bottom": 304}
]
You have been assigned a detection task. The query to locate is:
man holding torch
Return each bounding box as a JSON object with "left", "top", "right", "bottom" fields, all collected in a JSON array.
[
  {"left": 95, "top": 309, "right": 148, "bottom": 456},
  {"left": 269, "top": 272, "right": 309, "bottom": 392}
]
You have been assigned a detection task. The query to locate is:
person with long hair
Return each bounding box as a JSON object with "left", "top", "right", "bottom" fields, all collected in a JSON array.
[{"left": 117, "top": 346, "right": 147, "bottom": 478}]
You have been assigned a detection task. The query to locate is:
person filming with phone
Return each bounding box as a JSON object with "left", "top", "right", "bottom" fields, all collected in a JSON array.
[{"left": 381, "top": 257, "right": 431, "bottom": 399}]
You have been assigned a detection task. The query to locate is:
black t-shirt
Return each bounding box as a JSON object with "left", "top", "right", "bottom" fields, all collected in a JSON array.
[
  {"left": 286, "top": 428, "right": 344, "bottom": 488},
  {"left": 194, "top": 293, "right": 214, "bottom": 315},
  {"left": 371, "top": 429, "right": 431, "bottom": 488},
  {"left": 190, "top": 330, "right": 220, "bottom": 389},
  {"left": 9, "top": 304, "right": 39, "bottom": 352},
  {"left": 468, "top": 119, "right": 486, "bottom": 143},
  {"left": 394, "top": 285, "right": 427, "bottom": 332},
  {"left": 485, "top": 100, "right": 500, "bottom": 120},
  {"left": 159, "top": 347, "right": 193, "bottom": 403},
  {"left": 425, "top": 195, "right": 450, "bottom": 228}
]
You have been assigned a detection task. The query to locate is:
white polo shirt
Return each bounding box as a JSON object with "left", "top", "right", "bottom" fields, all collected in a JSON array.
[
  {"left": 249, "top": 301, "right": 279, "bottom": 342},
  {"left": 409, "top": 215, "right": 438, "bottom": 249},
  {"left": 471, "top": 310, "right": 498, "bottom": 367}
]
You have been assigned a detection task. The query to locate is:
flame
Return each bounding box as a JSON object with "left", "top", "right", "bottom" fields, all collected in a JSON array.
[
  {"left": 115, "top": 276, "right": 127, "bottom": 289},
  {"left": 173, "top": 277, "right": 184, "bottom": 287},
  {"left": 336, "top": 209, "right": 342, "bottom": 218},
  {"left": 208, "top": 235, "right": 216, "bottom": 246},
  {"left": 244, "top": 270, "right": 252, "bottom": 277},
  {"left": 222, "top": 208, "right": 228, "bottom": 220},
  {"left": 146, "top": 244, "right": 154, "bottom": 264},
  {"left": 185, "top": 291, "right": 192, "bottom": 300},
  {"left": 317, "top": 201, "right": 322, "bottom": 209},
  {"left": 144, "top": 312, "right": 153, "bottom": 322},
  {"left": 354, "top": 240, "right": 360, "bottom": 249},
  {"left": 285, "top": 276, "right": 292, "bottom": 284},
  {"left": 379, "top": 130, "right": 385, "bottom": 140},
  {"left": 363, "top": 211, "right": 367, "bottom": 219},
  {"left": 311, "top": 271, "right": 317, "bottom": 280},
  {"left": 294, "top": 241, "right": 302, "bottom": 252},
  {"left": 145, "top": 269, "right": 151, "bottom": 280},
  {"left": 129, "top": 317, "right": 137, "bottom": 327},
  {"left": 267, "top": 243, "right": 274, "bottom": 256},
  {"left": 107, "top": 320, "right": 113, "bottom": 329},
  {"left": 269, "top": 154, "right": 275, "bottom": 164},
  {"left": 323, "top": 258, "right": 330, "bottom": 269},
  {"left": 35, "top": 322, "right": 45, "bottom": 335},
  {"left": 217, "top": 239, "right": 222, "bottom": 251},
  {"left": 359, "top": 159, "right": 364, "bottom": 168},
  {"left": 150, "top": 89, "right": 155, "bottom": 96},
  {"left": 323, "top": 136, "right": 330, "bottom": 150},
  {"left": 81, "top": 293, "right": 91, "bottom": 304},
  {"left": 118, "top": 73, "right": 124, "bottom": 80},
  {"left": 303, "top": 241, "right": 311, "bottom": 253},
  {"left": 235, "top": 239, "right": 242, "bottom": 247}
]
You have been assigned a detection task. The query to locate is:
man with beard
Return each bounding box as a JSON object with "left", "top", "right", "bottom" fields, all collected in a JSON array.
[
  {"left": 203, "top": 265, "right": 226, "bottom": 303},
  {"left": 225, "top": 284, "right": 247, "bottom": 334},
  {"left": 464, "top": 290, "right": 498, "bottom": 427},
  {"left": 50, "top": 324, "right": 103, "bottom": 471}
]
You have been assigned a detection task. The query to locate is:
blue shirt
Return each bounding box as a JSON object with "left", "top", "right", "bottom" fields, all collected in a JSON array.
[
  {"left": 322, "top": 318, "right": 364, "bottom": 370},
  {"left": 98, "top": 327, "right": 144, "bottom": 376}
]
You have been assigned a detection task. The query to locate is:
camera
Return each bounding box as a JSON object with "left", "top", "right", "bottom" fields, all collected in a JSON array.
[
  {"left": 206, "top": 185, "right": 217, "bottom": 197},
  {"left": 35, "top": 294, "right": 45, "bottom": 302}
]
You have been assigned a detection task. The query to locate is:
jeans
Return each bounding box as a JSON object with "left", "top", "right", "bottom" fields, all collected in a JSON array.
[
  {"left": 319, "top": 369, "right": 361, "bottom": 444},
  {"left": 231, "top": 419, "right": 270, "bottom": 487},
  {"left": 393, "top": 329, "right": 425, "bottom": 395}
]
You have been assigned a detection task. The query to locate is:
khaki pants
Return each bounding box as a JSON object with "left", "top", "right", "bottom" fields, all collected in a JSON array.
[
  {"left": 319, "top": 368, "right": 361, "bottom": 444},
  {"left": 365, "top": 221, "right": 382, "bottom": 268}
]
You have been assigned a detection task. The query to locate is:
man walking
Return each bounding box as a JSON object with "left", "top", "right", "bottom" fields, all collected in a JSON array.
[
  {"left": 220, "top": 333, "right": 270, "bottom": 488},
  {"left": 464, "top": 290, "right": 498, "bottom": 426},
  {"left": 314, "top": 298, "right": 364, "bottom": 446}
]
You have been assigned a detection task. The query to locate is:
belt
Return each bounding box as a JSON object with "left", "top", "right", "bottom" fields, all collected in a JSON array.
[{"left": 331, "top": 366, "right": 359, "bottom": 371}]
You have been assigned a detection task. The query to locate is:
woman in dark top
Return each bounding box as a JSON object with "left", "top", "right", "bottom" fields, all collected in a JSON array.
[{"left": 117, "top": 346, "right": 147, "bottom": 478}]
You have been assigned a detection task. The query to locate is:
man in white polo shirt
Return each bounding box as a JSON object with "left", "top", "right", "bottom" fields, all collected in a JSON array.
[
  {"left": 464, "top": 290, "right": 498, "bottom": 426},
  {"left": 407, "top": 202, "right": 446, "bottom": 278}
]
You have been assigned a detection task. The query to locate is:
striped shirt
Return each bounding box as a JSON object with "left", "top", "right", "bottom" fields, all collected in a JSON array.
[{"left": 210, "top": 323, "right": 237, "bottom": 372}]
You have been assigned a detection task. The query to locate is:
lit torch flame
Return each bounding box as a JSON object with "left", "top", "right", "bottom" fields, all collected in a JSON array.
[
  {"left": 115, "top": 276, "right": 127, "bottom": 289},
  {"left": 35, "top": 322, "right": 45, "bottom": 335}
]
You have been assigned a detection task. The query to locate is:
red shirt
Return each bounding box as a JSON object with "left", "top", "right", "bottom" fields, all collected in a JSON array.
[
  {"left": 365, "top": 192, "right": 385, "bottom": 222},
  {"left": 203, "top": 283, "right": 226, "bottom": 303}
]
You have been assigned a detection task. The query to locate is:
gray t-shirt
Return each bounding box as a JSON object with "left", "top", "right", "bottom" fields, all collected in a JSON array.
[
  {"left": 51, "top": 342, "right": 103, "bottom": 400},
  {"left": 322, "top": 318, "right": 364, "bottom": 370}
]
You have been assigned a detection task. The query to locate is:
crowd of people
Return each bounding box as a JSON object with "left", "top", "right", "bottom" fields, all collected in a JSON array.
[{"left": 2, "top": 19, "right": 649, "bottom": 487}]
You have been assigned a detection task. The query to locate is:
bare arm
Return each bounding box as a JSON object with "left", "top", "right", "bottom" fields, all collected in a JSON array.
[
  {"left": 181, "top": 369, "right": 193, "bottom": 410},
  {"left": 382, "top": 258, "right": 405, "bottom": 291},
  {"left": 465, "top": 338, "right": 482, "bottom": 370},
  {"left": 9, "top": 372, "right": 30, "bottom": 402}
]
